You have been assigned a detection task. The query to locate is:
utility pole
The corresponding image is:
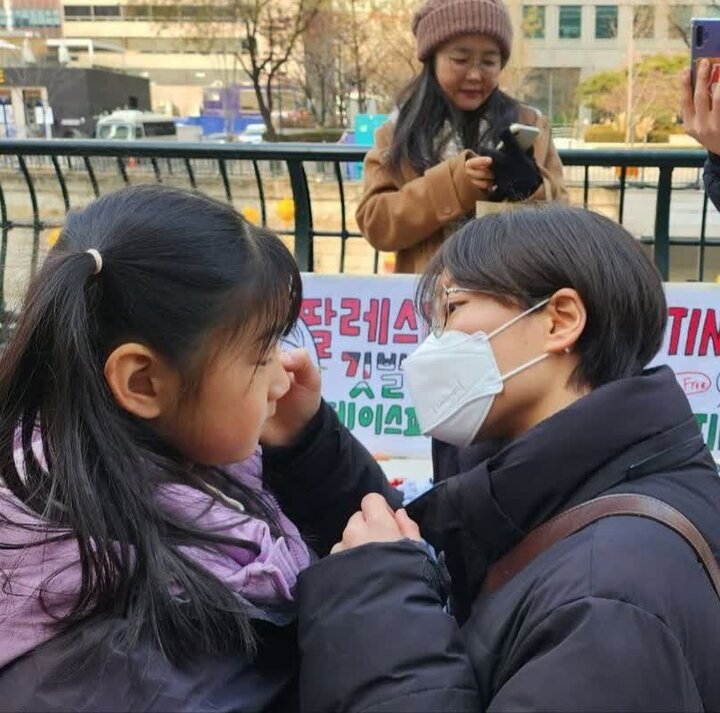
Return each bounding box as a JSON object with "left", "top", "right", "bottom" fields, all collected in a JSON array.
[{"left": 626, "top": 2, "right": 635, "bottom": 145}]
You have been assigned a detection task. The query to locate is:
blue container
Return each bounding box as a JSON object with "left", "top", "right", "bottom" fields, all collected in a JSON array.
[{"left": 353, "top": 114, "right": 388, "bottom": 180}]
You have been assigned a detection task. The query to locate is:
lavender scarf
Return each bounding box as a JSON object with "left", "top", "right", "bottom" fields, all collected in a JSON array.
[{"left": 0, "top": 434, "right": 311, "bottom": 667}]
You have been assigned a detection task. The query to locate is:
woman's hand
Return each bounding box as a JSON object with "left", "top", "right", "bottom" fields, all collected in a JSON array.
[
  {"left": 465, "top": 155, "right": 495, "bottom": 192},
  {"left": 331, "top": 493, "right": 422, "bottom": 554},
  {"left": 482, "top": 129, "right": 543, "bottom": 202},
  {"left": 682, "top": 63, "right": 720, "bottom": 155},
  {"left": 261, "top": 348, "right": 322, "bottom": 447}
]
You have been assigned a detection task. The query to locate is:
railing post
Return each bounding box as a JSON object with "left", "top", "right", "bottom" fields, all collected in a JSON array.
[
  {"left": 287, "top": 159, "right": 313, "bottom": 272},
  {"left": 654, "top": 166, "right": 673, "bottom": 281},
  {"left": 17, "top": 156, "right": 41, "bottom": 277}
]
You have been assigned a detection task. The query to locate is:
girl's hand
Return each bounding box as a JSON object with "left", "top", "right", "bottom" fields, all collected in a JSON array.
[
  {"left": 331, "top": 494, "right": 422, "bottom": 554},
  {"left": 261, "top": 348, "right": 322, "bottom": 447},
  {"left": 465, "top": 155, "right": 495, "bottom": 192},
  {"left": 682, "top": 64, "right": 720, "bottom": 155}
]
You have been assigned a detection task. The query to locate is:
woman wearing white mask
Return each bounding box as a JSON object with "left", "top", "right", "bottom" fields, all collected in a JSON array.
[{"left": 290, "top": 204, "right": 720, "bottom": 711}]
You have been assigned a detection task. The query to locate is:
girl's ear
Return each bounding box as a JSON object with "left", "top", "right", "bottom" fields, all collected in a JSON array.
[
  {"left": 543, "top": 288, "right": 586, "bottom": 355},
  {"left": 104, "top": 343, "right": 179, "bottom": 420}
]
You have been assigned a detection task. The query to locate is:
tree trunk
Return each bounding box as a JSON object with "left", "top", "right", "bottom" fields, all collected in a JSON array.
[
  {"left": 250, "top": 74, "right": 277, "bottom": 141},
  {"left": 257, "top": 94, "right": 277, "bottom": 141}
]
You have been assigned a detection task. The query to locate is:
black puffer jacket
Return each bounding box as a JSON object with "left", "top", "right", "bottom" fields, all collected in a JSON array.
[
  {"left": 704, "top": 152, "right": 720, "bottom": 211},
  {"left": 297, "top": 367, "right": 720, "bottom": 711}
]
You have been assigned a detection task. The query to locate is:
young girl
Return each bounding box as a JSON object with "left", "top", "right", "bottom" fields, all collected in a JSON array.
[
  {"left": 0, "top": 185, "right": 399, "bottom": 712},
  {"left": 357, "top": 0, "right": 568, "bottom": 274}
]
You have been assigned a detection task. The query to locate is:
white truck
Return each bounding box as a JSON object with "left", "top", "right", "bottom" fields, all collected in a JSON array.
[{"left": 95, "top": 111, "right": 178, "bottom": 141}]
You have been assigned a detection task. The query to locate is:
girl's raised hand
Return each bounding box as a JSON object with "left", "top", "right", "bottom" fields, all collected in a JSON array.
[
  {"left": 261, "top": 348, "right": 322, "bottom": 447},
  {"left": 330, "top": 494, "right": 422, "bottom": 554}
]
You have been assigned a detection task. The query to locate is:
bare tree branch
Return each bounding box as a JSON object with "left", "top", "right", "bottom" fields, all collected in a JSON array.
[{"left": 147, "top": 0, "right": 321, "bottom": 140}]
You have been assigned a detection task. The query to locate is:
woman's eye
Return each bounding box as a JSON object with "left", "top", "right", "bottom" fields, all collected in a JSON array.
[{"left": 451, "top": 57, "right": 467, "bottom": 65}]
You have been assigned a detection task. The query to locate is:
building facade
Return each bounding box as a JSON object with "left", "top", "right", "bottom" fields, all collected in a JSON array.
[{"left": 511, "top": 0, "right": 705, "bottom": 121}]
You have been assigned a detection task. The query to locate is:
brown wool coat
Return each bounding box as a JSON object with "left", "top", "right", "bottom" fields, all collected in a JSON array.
[{"left": 356, "top": 105, "right": 569, "bottom": 274}]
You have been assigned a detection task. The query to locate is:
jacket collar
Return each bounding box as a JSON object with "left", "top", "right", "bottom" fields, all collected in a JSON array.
[{"left": 407, "top": 367, "right": 712, "bottom": 618}]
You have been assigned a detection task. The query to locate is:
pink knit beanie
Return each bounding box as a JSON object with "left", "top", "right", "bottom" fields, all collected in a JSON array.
[{"left": 412, "top": 0, "right": 513, "bottom": 65}]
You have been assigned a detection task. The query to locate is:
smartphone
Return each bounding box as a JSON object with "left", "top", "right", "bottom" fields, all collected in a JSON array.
[
  {"left": 496, "top": 123, "right": 541, "bottom": 152},
  {"left": 691, "top": 17, "right": 720, "bottom": 93}
]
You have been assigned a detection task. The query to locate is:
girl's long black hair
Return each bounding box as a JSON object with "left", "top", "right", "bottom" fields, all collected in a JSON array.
[
  {"left": 388, "top": 62, "right": 520, "bottom": 176},
  {"left": 0, "top": 185, "right": 302, "bottom": 663}
]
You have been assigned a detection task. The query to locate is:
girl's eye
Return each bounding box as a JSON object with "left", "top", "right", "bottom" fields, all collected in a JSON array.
[
  {"left": 448, "top": 301, "right": 465, "bottom": 315},
  {"left": 451, "top": 57, "right": 467, "bottom": 65}
]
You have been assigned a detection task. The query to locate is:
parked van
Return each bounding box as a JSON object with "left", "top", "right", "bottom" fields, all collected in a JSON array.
[{"left": 95, "top": 111, "right": 178, "bottom": 141}]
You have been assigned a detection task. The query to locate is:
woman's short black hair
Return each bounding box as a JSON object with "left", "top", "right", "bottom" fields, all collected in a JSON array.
[{"left": 417, "top": 204, "right": 667, "bottom": 389}]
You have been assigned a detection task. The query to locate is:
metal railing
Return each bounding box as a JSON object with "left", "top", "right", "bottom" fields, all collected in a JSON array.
[{"left": 0, "top": 140, "right": 713, "bottom": 315}]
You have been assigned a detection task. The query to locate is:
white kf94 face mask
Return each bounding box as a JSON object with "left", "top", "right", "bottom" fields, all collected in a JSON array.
[{"left": 403, "top": 299, "right": 550, "bottom": 448}]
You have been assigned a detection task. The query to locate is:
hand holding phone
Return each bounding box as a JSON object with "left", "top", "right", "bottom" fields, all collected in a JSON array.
[
  {"left": 682, "top": 61, "right": 720, "bottom": 154},
  {"left": 465, "top": 154, "right": 495, "bottom": 192},
  {"left": 480, "top": 126, "right": 543, "bottom": 202}
]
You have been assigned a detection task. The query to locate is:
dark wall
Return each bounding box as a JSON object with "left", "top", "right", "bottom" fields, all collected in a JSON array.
[
  {"left": 86, "top": 70, "right": 151, "bottom": 130},
  {"left": 3, "top": 66, "right": 151, "bottom": 137}
]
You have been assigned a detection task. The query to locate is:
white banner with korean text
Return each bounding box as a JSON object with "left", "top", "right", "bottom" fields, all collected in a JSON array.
[{"left": 289, "top": 276, "right": 720, "bottom": 460}]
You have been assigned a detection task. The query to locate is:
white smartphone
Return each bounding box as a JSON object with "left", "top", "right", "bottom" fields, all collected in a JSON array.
[{"left": 496, "top": 123, "right": 541, "bottom": 152}]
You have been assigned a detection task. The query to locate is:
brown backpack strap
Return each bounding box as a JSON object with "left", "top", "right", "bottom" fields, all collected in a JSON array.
[{"left": 482, "top": 493, "right": 720, "bottom": 598}]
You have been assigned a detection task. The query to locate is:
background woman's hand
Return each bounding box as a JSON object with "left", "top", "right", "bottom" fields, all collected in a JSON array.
[
  {"left": 465, "top": 155, "right": 495, "bottom": 192},
  {"left": 331, "top": 494, "right": 422, "bottom": 554},
  {"left": 261, "top": 348, "right": 322, "bottom": 447},
  {"left": 682, "top": 63, "right": 720, "bottom": 155}
]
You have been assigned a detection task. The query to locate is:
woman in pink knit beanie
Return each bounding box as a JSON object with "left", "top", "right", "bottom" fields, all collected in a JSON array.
[{"left": 356, "top": 0, "right": 568, "bottom": 274}]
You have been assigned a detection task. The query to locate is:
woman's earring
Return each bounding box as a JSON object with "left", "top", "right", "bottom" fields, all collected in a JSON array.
[{"left": 564, "top": 347, "right": 571, "bottom": 354}]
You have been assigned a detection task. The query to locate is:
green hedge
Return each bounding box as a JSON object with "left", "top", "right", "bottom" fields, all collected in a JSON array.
[
  {"left": 585, "top": 126, "right": 674, "bottom": 143},
  {"left": 584, "top": 126, "right": 625, "bottom": 142},
  {"left": 276, "top": 129, "right": 345, "bottom": 143}
]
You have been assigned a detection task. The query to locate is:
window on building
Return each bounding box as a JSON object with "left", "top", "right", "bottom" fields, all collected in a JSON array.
[
  {"left": 150, "top": 5, "right": 177, "bottom": 20},
  {"left": 179, "top": 6, "right": 209, "bottom": 20},
  {"left": 559, "top": 5, "right": 581, "bottom": 39},
  {"left": 595, "top": 5, "right": 618, "bottom": 39},
  {"left": 124, "top": 4, "right": 153, "bottom": 19},
  {"left": 213, "top": 5, "right": 237, "bottom": 21},
  {"left": 633, "top": 5, "right": 654, "bottom": 38},
  {"left": 93, "top": 5, "right": 121, "bottom": 17},
  {"left": 669, "top": 5, "right": 692, "bottom": 41},
  {"left": 522, "top": 5, "right": 545, "bottom": 38},
  {"left": 64, "top": 5, "right": 92, "bottom": 18},
  {"left": 12, "top": 8, "right": 61, "bottom": 27}
]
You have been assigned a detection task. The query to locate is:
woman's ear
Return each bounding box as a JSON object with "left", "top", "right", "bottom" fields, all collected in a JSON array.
[
  {"left": 543, "top": 288, "right": 587, "bottom": 355},
  {"left": 104, "top": 343, "right": 178, "bottom": 420}
]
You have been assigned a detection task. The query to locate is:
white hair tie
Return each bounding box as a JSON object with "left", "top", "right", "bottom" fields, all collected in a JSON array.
[{"left": 86, "top": 249, "right": 103, "bottom": 275}]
